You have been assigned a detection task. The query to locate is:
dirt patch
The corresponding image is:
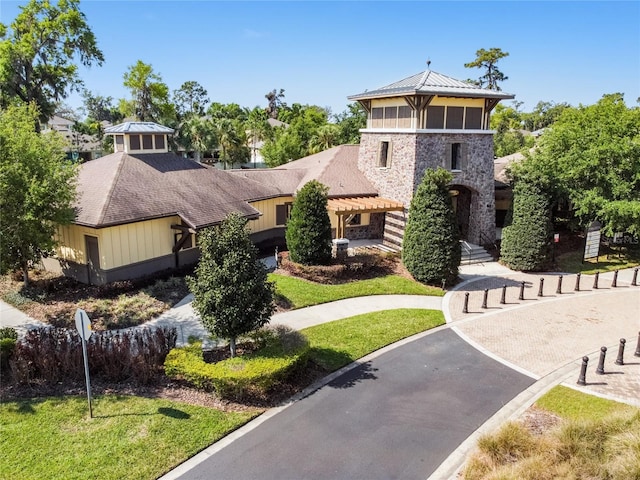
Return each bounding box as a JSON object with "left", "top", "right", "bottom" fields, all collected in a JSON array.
[{"left": 518, "top": 405, "right": 562, "bottom": 435}]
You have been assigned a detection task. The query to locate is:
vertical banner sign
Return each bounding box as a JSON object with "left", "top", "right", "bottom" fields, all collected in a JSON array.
[
  {"left": 75, "top": 308, "right": 93, "bottom": 418},
  {"left": 583, "top": 221, "right": 602, "bottom": 261}
]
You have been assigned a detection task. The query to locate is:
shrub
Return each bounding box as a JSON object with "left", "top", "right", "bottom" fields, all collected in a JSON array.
[
  {"left": 165, "top": 325, "right": 309, "bottom": 399},
  {"left": 402, "top": 168, "right": 460, "bottom": 286},
  {"left": 0, "top": 328, "right": 17, "bottom": 372},
  {"left": 285, "top": 180, "right": 332, "bottom": 265}
]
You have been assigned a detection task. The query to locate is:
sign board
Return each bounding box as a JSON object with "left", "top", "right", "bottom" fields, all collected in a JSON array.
[
  {"left": 74, "top": 309, "right": 93, "bottom": 341},
  {"left": 554, "top": 233, "right": 560, "bottom": 243},
  {"left": 583, "top": 221, "right": 601, "bottom": 261}
]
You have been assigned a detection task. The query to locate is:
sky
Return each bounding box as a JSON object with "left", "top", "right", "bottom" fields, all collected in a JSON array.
[{"left": 1, "top": 0, "right": 639, "bottom": 119}]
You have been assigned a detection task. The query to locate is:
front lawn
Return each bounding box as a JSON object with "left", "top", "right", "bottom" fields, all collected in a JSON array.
[
  {"left": 271, "top": 274, "right": 443, "bottom": 309},
  {"left": 0, "top": 395, "right": 256, "bottom": 480},
  {"left": 556, "top": 249, "right": 640, "bottom": 274}
]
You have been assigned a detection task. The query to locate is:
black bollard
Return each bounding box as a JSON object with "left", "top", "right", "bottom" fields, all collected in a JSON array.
[
  {"left": 538, "top": 277, "right": 545, "bottom": 297},
  {"left": 612, "top": 270, "right": 618, "bottom": 288},
  {"left": 463, "top": 292, "right": 469, "bottom": 314},
  {"left": 635, "top": 331, "right": 640, "bottom": 357},
  {"left": 596, "top": 346, "right": 607, "bottom": 375},
  {"left": 615, "top": 338, "right": 626, "bottom": 365},
  {"left": 500, "top": 284, "right": 507, "bottom": 304},
  {"left": 482, "top": 288, "right": 489, "bottom": 309},
  {"left": 519, "top": 281, "right": 525, "bottom": 300},
  {"left": 593, "top": 271, "right": 599, "bottom": 289},
  {"left": 574, "top": 272, "right": 581, "bottom": 291},
  {"left": 577, "top": 356, "right": 589, "bottom": 385},
  {"left": 632, "top": 268, "right": 638, "bottom": 286},
  {"left": 556, "top": 275, "right": 563, "bottom": 294}
]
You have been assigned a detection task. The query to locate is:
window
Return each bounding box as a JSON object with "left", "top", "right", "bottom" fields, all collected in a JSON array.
[
  {"left": 347, "top": 214, "right": 361, "bottom": 225},
  {"left": 154, "top": 134, "right": 165, "bottom": 150},
  {"left": 276, "top": 203, "right": 292, "bottom": 226},
  {"left": 383, "top": 107, "right": 397, "bottom": 128},
  {"left": 426, "top": 106, "right": 445, "bottom": 129},
  {"left": 371, "top": 108, "right": 384, "bottom": 128},
  {"left": 398, "top": 106, "right": 412, "bottom": 128},
  {"left": 465, "top": 107, "right": 483, "bottom": 129},
  {"left": 446, "top": 107, "right": 464, "bottom": 129},
  {"left": 129, "top": 134, "right": 141, "bottom": 150},
  {"left": 115, "top": 135, "right": 124, "bottom": 152},
  {"left": 142, "top": 135, "right": 153, "bottom": 149},
  {"left": 450, "top": 142, "right": 465, "bottom": 171},
  {"left": 378, "top": 141, "right": 391, "bottom": 168}
]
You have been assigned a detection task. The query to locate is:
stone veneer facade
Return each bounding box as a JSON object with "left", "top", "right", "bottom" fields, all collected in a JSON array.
[{"left": 358, "top": 131, "right": 496, "bottom": 246}]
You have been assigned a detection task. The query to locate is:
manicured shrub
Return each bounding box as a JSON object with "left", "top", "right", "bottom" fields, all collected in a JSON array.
[
  {"left": 500, "top": 179, "right": 552, "bottom": 271},
  {"left": 285, "top": 180, "right": 332, "bottom": 265},
  {"left": 165, "top": 325, "right": 309, "bottom": 399},
  {"left": 0, "top": 328, "right": 18, "bottom": 372},
  {"left": 402, "top": 168, "right": 461, "bottom": 286}
]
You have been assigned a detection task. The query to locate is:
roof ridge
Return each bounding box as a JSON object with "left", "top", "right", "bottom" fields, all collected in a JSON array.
[
  {"left": 96, "top": 153, "right": 127, "bottom": 225},
  {"left": 416, "top": 69, "right": 431, "bottom": 89}
]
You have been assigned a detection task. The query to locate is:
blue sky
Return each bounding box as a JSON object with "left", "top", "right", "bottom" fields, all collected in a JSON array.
[{"left": 1, "top": 1, "right": 639, "bottom": 118}]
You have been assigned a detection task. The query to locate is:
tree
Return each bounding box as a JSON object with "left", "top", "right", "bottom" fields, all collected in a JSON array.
[
  {"left": 285, "top": 180, "right": 332, "bottom": 265},
  {"left": 81, "top": 90, "right": 122, "bottom": 123},
  {"left": 511, "top": 93, "right": 640, "bottom": 236},
  {"left": 212, "top": 117, "right": 249, "bottom": 169},
  {"left": 176, "top": 115, "right": 217, "bottom": 162},
  {"left": 0, "top": 0, "right": 104, "bottom": 130},
  {"left": 464, "top": 48, "right": 509, "bottom": 91},
  {"left": 121, "top": 60, "right": 174, "bottom": 123},
  {"left": 308, "top": 124, "right": 340, "bottom": 154},
  {"left": 500, "top": 178, "right": 553, "bottom": 271},
  {"left": 187, "top": 213, "right": 275, "bottom": 357},
  {"left": 245, "top": 107, "right": 272, "bottom": 165},
  {"left": 0, "top": 104, "right": 78, "bottom": 286},
  {"left": 402, "top": 168, "right": 460, "bottom": 286},
  {"left": 265, "top": 88, "right": 286, "bottom": 119},
  {"left": 173, "top": 81, "right": 209, "bottom": 119},
  {"left": 334, "top": 102, "right": 367, "bottom": 144}
]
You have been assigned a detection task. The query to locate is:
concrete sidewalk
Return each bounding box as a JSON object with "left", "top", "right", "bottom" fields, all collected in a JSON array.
[{"left": 0, "top": 300, "right": 45, "bottom": 334}]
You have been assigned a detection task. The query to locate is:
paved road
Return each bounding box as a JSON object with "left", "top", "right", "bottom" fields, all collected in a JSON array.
[{"left": 173, "top": 329, "right": 534, "bottom": 480}]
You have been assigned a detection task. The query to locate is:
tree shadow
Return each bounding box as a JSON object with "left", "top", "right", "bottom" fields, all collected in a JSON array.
[
  {"left": 157, "top": 407, "right": 190, "bottom": 419},
  {"left": 328, "top": 361, "right": 379, "bottom": 390}
]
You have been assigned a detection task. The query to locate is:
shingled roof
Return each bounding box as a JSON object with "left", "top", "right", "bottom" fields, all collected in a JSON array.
[
  {"left": 230, "top": 145, "right": 377, "bottom": 198},
  {"left": 74, "top": 152, "right": 279, "bottom": 229}
]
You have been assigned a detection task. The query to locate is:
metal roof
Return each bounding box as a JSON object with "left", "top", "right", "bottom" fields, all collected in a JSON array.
[
  {"left": 104, "top": 122, "right": 175, "bottom": 134},
  {"left": 348, "top": 70, "right": 514, "bottom": 101}
]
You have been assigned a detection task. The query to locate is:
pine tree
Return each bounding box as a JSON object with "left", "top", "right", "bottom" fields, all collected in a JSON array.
[
  {"left": 187, "top": 213, "right": 275, "bottom": 357},
  {"left": 402, "top": 168, "right": 461, "bottom": 286},
  {"left": 285, "top": 180, "right": 332, "bottom": 265}
]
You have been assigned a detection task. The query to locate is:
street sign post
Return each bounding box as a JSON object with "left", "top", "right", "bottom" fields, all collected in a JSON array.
[
  {"left": 75, "top": 308, "right": 93, "bottom": 418},
  {"left": 583, "top": 221, "right": 602, "bottom": 263}
]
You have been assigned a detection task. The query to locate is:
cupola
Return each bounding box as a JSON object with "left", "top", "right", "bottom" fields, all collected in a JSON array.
[{"left": 104, "top": 122, "right": 174, "bottom": 154}]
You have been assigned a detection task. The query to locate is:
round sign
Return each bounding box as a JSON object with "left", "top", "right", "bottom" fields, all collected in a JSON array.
[{"left": 74, "top": 308, "right": 93, "bottom": 340}]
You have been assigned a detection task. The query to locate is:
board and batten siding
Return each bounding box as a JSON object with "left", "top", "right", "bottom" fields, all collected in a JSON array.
[
  {"left": 56, "top": 216, "right": 180, "bottom": 270},
  {"left": 248, "top": 197, "right": 295, "bottom": 232}
]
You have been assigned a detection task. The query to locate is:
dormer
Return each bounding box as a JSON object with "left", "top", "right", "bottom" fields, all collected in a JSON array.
[
  {"left": 104, "top": 122, "right": 174, "bottom": 154},
  {"left": 348, "top": 69, "right": 514, "bottom": 132}
]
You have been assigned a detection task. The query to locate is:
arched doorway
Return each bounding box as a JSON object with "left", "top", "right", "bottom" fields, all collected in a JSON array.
[{"left": 449, "top": 185, "right": 472, "bottom": 240}]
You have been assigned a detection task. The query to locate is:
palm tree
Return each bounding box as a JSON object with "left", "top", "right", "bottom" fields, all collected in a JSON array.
[
  {"left": 177, "top": 115, "right": 217, "bottom": 162},
  {"left": 309, "top": 124, "right": 340, "bottom": 154},
  {"left": 213, "top": 118, "right": 248, "bottom": 169}
]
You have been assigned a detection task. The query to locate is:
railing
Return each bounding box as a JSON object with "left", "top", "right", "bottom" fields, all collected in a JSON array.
[{"left": 479, "top": 230, "right": 499, "bottom": 260}]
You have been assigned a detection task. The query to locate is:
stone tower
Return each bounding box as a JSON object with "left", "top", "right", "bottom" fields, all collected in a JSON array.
[{"left": 348, "top": 69, "right": 514, "bottom": 247}]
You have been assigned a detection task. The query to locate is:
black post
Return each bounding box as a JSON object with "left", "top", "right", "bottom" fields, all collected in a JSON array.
[
  {"left": 611, "top": 270, "right": 618, "bottom": 288},
  {"left": 556, "top": 275, "right": 563, "bottom": 294},
  {"left": 632, "top": 268, "right": 638, "bottom": 286},
  {"left": 596, "top": 346, "right": 607, "bottom": 375},
  {"left": 635, "top": 331, "right": 640, "bottom": 357},
  {"left": 577, "top": 356, "right": 589, "bottom": 385},
  {"left": 519, "top": 281, "right": 525, "bottom": 300},
  {"left": 463, "top": 292, "right": 469, "bottom": 314},
  {"left": 500, "top": 284, "right": 507, "bottom": 304},
  {"left": 538, "top": 277, "right": 544, "bottom": 297},
  {"left": 615, "top": 338, "right": 626, "bottom": 365},
  {"left": 482, "top": 288, "right": 488, "bottom": 309},
  {"left": 593, "top": 271, "right": 599, "bottom": 289},
  {"left": 574, "top": 272, "right": 581, "bottom": 291}
]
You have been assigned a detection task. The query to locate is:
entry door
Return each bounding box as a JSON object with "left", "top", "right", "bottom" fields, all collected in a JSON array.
[{"left": 85, "top": 235, "right": 100, "bottom": 285}]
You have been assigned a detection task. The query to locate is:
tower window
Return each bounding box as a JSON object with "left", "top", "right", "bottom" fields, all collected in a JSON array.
[
  {"left": 378, "top": 141, "right": 391, "bottom": 168},
  {"left": 142, "top": 134, "right": 153, "bottom": 149},
  {"left": 129, "top": 134, "right": 141, "bottom": 150},
  {"left": 451, "top": 143, "right": 463, "bottom": 171},
  {"left": 154, "top": 134, "right": 165, "bottom": 150}
]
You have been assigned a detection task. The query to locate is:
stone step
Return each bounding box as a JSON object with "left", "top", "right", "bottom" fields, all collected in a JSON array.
[{"left": 460, "top": 241, "right": 494, "bottom": 264}]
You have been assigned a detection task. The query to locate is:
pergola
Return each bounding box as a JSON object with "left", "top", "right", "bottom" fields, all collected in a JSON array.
[{"left": 327, "top": 196, "right": 404, "bottom": 238}]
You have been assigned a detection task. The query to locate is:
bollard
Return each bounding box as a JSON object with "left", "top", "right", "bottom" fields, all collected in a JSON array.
[
  {"left": 612, "top": 270, "right": 618, "bottom": 288},
  {"left": 593, "top": 271, "right": 599, "bottom": 289},
  {"left": 463, "top": 292, "right": 469, "bottom": 314},
  {"left": 577, "top": 356, "right": 589, "bottom": 385},
  {"left": 632, "top": 268, "right": 638, "bottom": 286},
  {"left": 481, "top": 289, "right": 489, "bottom": 309},
  {"left": 500, "top": 284, "right": 507, "bottom": 305},
  {"left": 615, "top": 338, "right": 626, "bottom": 365},
  {"left": 556, "top": 275, "right": 563, "bottom": 294},
  {"left": 574, "top": 272, "right": 581, "bottom": 291},
  {"left": 635, "top": 331, "right": 640, "bottom": 357},
  {"left": 596, "top": 346, "right": 607, "bottom": 375},
  {"left": 538, "top": 277, "right": 545, "bottom": 297},
  {"left": 519, "top": 281, "right": 525, "bottom": 300}
]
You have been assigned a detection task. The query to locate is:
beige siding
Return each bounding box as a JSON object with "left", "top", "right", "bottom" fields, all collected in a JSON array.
[
  {"left": 330, "top": 212, "right": 370, "bottom": 228},
  {"left": 248, "top": 197, "right": 294, "bottom": 232}
]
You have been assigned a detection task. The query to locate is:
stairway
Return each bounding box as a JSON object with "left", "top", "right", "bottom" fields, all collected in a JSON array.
[{"left": 460, "top": 240, "right": 494, "bottom": 264}]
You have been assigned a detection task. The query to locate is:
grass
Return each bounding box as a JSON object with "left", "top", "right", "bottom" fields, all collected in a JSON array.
[
  {"left": 270, "top": 273, "right": 443, "bottom": 309},
  {"left": 302, "top": 308, "right": 445, "bottom": 371},
  {"left": 0, "top": 395, "right": 256, "bottom": 480},
  {"left": 463, "top": 386, "right": 640, "bottom": 480},
  {"left": 556, "top": 248, "right": 640, "bottom": 274}
]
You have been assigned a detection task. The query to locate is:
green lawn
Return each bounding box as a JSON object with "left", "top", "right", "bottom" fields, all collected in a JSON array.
[
  {"left": 270, "top": 273, "right": 443, "bottom": 309},
  {"left": 556, "top": 249, "right": 640, "bottom": 275},
  {"left": 0, "top": 395, "right": 256, "bottom": 480},
  {"left": 536, "top": 385, "right": 639, "bottom": 421}
]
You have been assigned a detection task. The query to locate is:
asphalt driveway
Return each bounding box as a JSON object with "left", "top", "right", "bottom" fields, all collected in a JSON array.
[{"left": 173, "top": 329, "right": 534, "bottom": 480}]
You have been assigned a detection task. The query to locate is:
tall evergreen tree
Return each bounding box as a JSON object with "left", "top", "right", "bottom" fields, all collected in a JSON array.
[
  {"left": 286, "top": 180, "right": 332, "bottom": 265},
  {"left": 402, "top": 168, "right": 460, "bottom": 286},
  {"left": 187, "top": 213, "right": 275, "bottom": 357}
]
